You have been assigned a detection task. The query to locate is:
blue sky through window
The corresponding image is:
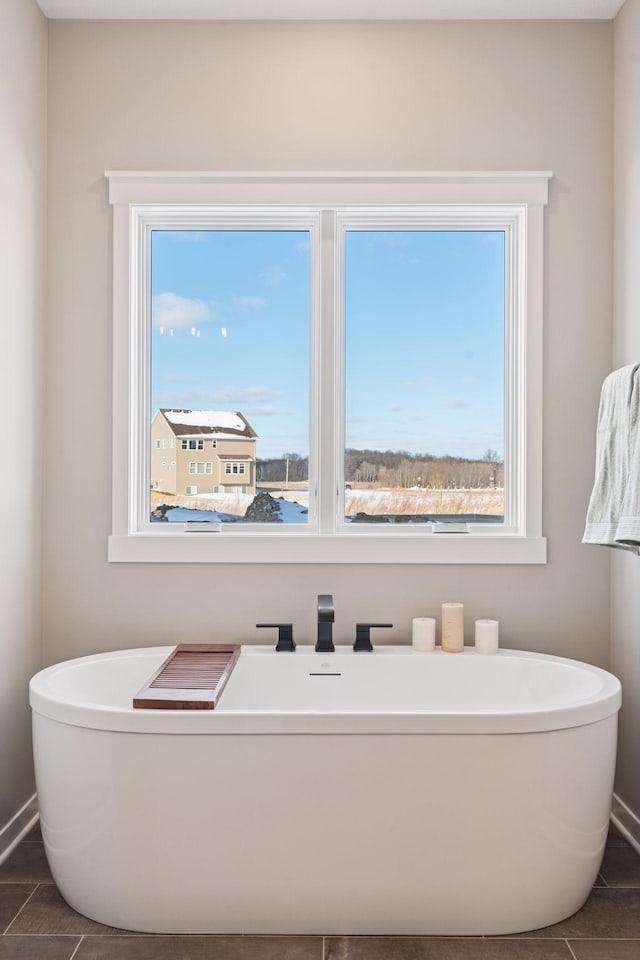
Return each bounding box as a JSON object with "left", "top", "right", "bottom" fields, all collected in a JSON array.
[
  {"left": 150, "top": 228, "right": 504, "bottom": 462},
  {"left": 345, "top": 230, "right": 504, "bottom": 460},
  {"left": 151, "top": 230, "right": 310, "bottom": 460}
]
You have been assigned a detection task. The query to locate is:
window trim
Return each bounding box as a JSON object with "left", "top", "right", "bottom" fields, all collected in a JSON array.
[{"left": 107, "top": 171, "right": 550, "bottom": 564}]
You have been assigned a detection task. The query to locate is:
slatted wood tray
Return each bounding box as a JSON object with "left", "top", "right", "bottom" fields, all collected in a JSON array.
[{"left": 133, "top": 644, "right": 241, "bottom": 710}]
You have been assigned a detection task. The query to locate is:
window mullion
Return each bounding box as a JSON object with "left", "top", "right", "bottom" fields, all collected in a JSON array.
[{"left": 318, "top": 209, "right": 338, "bottom": 535}]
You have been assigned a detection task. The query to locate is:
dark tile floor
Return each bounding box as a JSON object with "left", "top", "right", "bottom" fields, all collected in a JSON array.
[{"left": 1, "top": 823, "right": 639, "bottom": 959}]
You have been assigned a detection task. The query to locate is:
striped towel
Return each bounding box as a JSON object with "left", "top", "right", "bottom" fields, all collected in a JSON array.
[{"left": 583, "top": 363, "right": 640, "bottom": 554}]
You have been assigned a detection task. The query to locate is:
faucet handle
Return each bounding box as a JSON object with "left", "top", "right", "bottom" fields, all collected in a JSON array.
[
  {"left": 354, "top": 623, "right": 393, "bottom": 652},
  {"left": 317, "top": 594, "right": 335, "bottom": 622},
  {"left": 256, "top": 623, "right": 296, "bottom": 652}
]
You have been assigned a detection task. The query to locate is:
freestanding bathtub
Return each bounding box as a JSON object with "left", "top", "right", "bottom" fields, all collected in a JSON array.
[{"left": 30, "top": 645, "right": 621, "bottom": 935}]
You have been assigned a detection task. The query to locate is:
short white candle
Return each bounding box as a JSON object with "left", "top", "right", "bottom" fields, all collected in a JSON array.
[
  {"left": 475, "top": 619, "right": 499, "bottom": 654},
  {"left": 412, "top": 617, "right": 436, "bottom": 652}
]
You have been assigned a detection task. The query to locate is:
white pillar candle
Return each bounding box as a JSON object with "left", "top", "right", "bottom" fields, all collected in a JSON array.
[
  {"left": 412, "top": 617, "right": 436, "bottom": 652},
  {"left": 441, "top": 602, "right": 464, "bottom": 653},
  {"left": 475, "top": 619, "right": 499, "bottom": 654}
]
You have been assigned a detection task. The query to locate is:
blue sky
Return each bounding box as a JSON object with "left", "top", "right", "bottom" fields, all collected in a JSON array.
[
  {"left": 150, "top": 229, "right": 504, "bottom": 461},
  {"left": 345, "top": 230, "right": 504, "bottom": 459},
  {"left": 151, "top": 230, "right": 310, "bottom": 459}
]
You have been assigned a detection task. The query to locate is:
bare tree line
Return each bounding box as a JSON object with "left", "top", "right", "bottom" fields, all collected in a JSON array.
[{"left": 257, "top": 449, "right": 503, "bottom": 489}]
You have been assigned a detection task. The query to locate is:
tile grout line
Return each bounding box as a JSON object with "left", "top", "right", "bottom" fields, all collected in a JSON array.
[
  {"left": 68, "top": 934, "right": 84, "bottom": 960},
  {"left": 565, "top": 938, "right": 578, "bottom": 960},
  {"left": 2, "top": 882, "right": 40, "bottom": 935}
]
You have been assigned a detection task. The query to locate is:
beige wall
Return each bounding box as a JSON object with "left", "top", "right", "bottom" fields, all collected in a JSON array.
[
  {"left": 612, "top": 0, "right": 640, "bottom": 820},
  {"left": 0, "top": 0, "right": 47, "bottom": 829},
  {"left": 45, "top": 21, "right": 613, "bottom": 667}
]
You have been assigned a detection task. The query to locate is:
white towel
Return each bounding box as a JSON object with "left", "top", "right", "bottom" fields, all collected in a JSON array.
[{"left": 583, "top": 363, "right": 640, "bottom": 555}]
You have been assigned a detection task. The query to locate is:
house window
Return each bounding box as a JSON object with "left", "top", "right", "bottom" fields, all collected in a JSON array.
[
  {"left": 107, "top": 172, "right": 549, "bottom": 563},
  {"left": 155, "top": 439, "right": 161, "bottom": 449},
  {"left": 211, "top": 440, "right": 217, "bottom": 449},
  {"left": 185, "top": 485, "right": 197, "bottom": 495},
  {"left": 190, "top": 462, "right": 213, "bottom": 475}
]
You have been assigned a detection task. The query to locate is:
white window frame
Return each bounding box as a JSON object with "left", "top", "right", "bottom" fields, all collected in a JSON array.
[
  {"left": 191, "top": 462, "right": 213, "bottom": 474},
  {"left": 225, "top": 462, "right": 247, "bottom": 476},
  {"left": 107, "top": 171, "right": 550, "bottom": 564}
]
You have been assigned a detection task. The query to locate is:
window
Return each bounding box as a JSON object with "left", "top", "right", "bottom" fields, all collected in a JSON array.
[
  {"left": 107, "top": 172, "right": 549, "bottom": 563},
  {"left": 150, "top": 227, "right": 309, "bottom": 530},
  {"left": 225, "top": 462, "right": 246, "bottom": 476},
  {"left": 185, "top": 485, "right": 197, "bottom": 495},
  {"left": 155, "top": 439, "right": 161, "bottom": 449},
  {"left": 343, "top": 227, "right": 504, "bottom": 526}
]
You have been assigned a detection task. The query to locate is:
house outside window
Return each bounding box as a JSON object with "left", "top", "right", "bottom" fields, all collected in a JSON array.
[
  {"left": 107, "top": 172, "right": 549, "bottom": 564},
  {"left": 151, "top": 409, "right": 257, "bottom": 499}
]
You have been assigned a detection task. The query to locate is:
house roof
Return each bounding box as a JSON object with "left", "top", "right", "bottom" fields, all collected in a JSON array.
[{"left": 158, "top": 409, "right": 258, "bottom": 440}]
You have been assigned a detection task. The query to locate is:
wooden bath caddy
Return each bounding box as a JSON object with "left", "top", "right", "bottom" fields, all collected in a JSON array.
[{"left": 133, "top": 644, "right": 241, "bottom": 710}]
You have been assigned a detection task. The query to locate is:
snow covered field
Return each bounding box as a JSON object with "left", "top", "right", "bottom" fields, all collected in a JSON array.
[{"left": 150, "top": 487, "right": 503, "bottom": 523}]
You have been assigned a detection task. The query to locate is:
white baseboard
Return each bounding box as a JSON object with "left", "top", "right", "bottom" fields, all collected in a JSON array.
[
  {"left": 0, "top": 794, "right": 39, "bottom": 866},
  {"left": 611, "top": 792, "right": 640, "bottom": 855}
]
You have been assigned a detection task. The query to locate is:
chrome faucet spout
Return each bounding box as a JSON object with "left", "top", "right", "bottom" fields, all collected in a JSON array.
[{"left": 316, "top": 594, "right": 335, "bottom": 652}]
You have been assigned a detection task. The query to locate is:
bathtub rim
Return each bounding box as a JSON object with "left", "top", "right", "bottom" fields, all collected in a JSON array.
[{"left": 29, "top": 645, "right": 621, "bottom": 737}]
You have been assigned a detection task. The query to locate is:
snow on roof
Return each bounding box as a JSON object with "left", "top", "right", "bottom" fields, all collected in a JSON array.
[{"left": 160, "top": 409, "right": 257, "bottom": 439}]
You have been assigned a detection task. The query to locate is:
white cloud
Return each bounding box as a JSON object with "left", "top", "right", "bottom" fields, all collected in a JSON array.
[
  {"left": 244, "top": 405, "right": 293, "bottom": 417},
  {"left": 232, "top": 296, "right": 267, "bottom": 309},
  {"left": 152, "top": 386, "right": 284, "bottom": 406},
  {"left": 221, "top": 327, "right": 228, "bottom": 338},
  {"left": 260, "top": 265, "right": 285, "bottom": 287},
  {"left": 152, "top": 292, "right": 210, "bottom": 330}
]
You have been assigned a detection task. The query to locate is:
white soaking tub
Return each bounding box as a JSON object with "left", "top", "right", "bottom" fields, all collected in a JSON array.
[{"left": 30, "top": 645, "right": 621, "bottom": 936}]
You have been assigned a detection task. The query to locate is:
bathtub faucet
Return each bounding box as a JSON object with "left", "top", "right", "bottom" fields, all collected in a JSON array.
[{"left": 316, "top": 594, "right": 335, "bottom": 653}]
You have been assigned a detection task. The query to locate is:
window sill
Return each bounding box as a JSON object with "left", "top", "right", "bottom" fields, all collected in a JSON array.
[{"left": 107, "top": 533, "right": 547, "bottom": 564}]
